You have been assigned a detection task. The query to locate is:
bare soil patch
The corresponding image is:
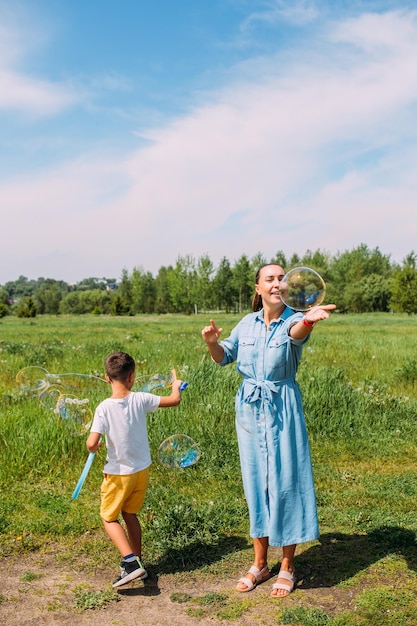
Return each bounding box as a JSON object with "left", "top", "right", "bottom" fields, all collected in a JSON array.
[{"left": 1, "top": 549, "right": 359, "bottom": 626}]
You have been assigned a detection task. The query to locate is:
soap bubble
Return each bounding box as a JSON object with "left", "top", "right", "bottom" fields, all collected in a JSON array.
[
  {"left": 280, "top": 267, "right": 326, "bottom": 311},
  {"left": 136, "top": 372, "right": 188, "bottom": 393},
  {"left": 16, "top": 366, "right": 108, "bottom": 398},
  {"left": 39, "top": 385, "right": 62, "bottom": 411},
  {"left": 157, "top": 434, "right": 200, "bottom": 469},
  {"left": 16, "top": 366, "right": 104, "bottom": 435},
  {"left": 55, "top": 394, "right": 93, "bottom": 436},
  {"left": 16, "top": 366, "right": 49, "bottom": 395},
  {"left": 135, "top": 373, "right": 173, "bottom": 393}
]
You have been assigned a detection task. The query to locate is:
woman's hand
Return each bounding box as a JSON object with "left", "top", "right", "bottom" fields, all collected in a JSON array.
[
  {"left": 201, "top": 319, "right": 223, "bottom": 345},
  {"left": 201, "top": 319, "right": 225, "bottom": 363},
  {"left": 303, "top": 303, "right": 336, "bottom": 324},
  {"left": 290, "top": 304, "right": 336, "bottom": 339}
]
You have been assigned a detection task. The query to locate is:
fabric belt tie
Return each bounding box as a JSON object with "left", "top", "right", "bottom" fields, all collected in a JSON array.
[{"left": 242, "top": 377, "right": 295, "bottom": 403}]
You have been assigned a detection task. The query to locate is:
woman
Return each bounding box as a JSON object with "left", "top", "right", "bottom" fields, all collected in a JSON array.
[{"left": 201, "top": 264, "right": 335, "bottom": 598}]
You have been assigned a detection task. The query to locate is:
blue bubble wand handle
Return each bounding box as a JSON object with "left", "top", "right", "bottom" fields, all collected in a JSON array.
[{"left": 71, "top": 449, "right": 97, "bottom": 499}]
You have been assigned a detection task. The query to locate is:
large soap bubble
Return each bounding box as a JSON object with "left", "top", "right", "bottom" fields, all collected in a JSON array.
[
  {"left": 135, "top": 373, "right": 174, "bottom": 393},
  {"left": 280, "top": 266, "right": 326, "bottom": 311},
  {"left": 16, "top": 366, "right": 106, "bottom": 435},
  {"left": 157, "top": 434, "right": 200, "bottom": 469}
]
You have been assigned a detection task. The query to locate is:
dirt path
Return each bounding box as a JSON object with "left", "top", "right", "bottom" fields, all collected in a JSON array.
[{"left": 1, "top": 549, "right": 357, "bottom": 626}]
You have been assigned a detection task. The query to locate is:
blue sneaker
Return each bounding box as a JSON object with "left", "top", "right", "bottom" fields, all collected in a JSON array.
[{"left": 112, "top": 558, "right": 147, "bottom": 588}]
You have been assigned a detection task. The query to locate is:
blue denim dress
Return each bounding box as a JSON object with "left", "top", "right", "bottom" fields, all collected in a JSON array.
[{"left": 218, "top": 306, "right": 319, "bottom": 547}]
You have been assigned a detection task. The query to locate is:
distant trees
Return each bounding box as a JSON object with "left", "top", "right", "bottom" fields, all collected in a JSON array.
[{"left": 2, "top": 245, "right": 417, "bottom": 316}]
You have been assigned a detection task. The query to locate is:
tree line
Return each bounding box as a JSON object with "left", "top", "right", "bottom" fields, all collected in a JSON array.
[{"left": 1, "top": 244, "right": 417, "bottom": 318}]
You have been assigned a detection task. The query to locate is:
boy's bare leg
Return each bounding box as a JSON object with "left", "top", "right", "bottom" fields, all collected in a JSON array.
[
  {"left": 102, "top": 519, "right": 132, "bottom": 557},
  {"left": 122, "top": 511, "right": 142, "bottom": 557}
]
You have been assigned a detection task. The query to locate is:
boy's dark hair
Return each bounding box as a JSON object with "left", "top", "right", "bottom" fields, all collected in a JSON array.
[{"left": 105, "top": 352, "right": 136, "bottom": 381}]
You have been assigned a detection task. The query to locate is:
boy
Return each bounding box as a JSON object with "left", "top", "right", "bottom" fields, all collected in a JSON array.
[{"left": 86, "top": 351, "right": 183, "bottom": 588}]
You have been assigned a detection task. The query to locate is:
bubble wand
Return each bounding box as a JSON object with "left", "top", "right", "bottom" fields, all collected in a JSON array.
[
  {"left": 71, "top": 445, "right": 99, "bottom": 499},
  {"left": 71, "top": 377, "right": 188, "bottom": 499}
]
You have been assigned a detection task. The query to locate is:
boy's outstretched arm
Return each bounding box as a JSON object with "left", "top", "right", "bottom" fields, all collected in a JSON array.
[{"left": 158, "top": 369, "right": 183, "bottom": 407}]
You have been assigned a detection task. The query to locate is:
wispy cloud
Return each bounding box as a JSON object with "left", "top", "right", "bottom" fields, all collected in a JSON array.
[
  {"left": 0, "top": 6, "right": 82, "bottom": 116},
  {"left": 241, "top": 0, "right": 319, "bottom": 30},
  {"left": 0, "top": 69, "right": 81, "bottom": 115}
]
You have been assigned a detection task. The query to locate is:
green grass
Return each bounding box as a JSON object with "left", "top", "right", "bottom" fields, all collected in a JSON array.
[
  {"left": 73, "top": 586, "right": 120, "bottom": 612},
  {"left": 1, "top": 312, "right": 417, "bottom": 623}
]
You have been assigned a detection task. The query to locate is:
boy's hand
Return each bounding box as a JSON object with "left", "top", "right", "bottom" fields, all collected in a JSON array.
[
  {"left": 159, "top": 371, "right": 184, "bottom": 407},
  {"left": 170, "top": 369, "right": 184, "bottom": 391}
]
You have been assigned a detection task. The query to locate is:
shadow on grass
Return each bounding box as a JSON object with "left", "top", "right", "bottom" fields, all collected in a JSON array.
[
  {"left": 117, "top": 576, "right": 162, "bottom": 597},
  {"left": 295, "top": 526, "right": 417, "bottom": 589},
  {"left": 150, "top": 535, "right": 250, "bottom": 575}
]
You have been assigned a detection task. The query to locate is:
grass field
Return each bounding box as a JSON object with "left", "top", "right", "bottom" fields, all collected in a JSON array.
[{"left": 1, "top": 312, "right": 417, "bottom": 624}]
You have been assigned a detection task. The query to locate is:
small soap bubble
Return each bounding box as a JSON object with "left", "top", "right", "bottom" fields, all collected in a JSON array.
[
  {"left": 280, "top": 267, "right": 326, "bottom": 311},
  {"left": 157, "top": 434, "right": 200, "bottom": 469}
]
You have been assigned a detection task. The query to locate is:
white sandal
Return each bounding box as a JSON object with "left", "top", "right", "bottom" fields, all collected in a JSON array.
[
  {"left": 271, "top": 569, "right": 296, "bottom": 597},
  {"left": 236, "top": 565, "right": 270, "bottom": 592}
]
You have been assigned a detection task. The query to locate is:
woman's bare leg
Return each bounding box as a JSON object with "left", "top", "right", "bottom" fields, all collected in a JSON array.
[
  {"left": 271, "top": 543, "right": 296, "bottom": 598},
  {"left": 236, "top": 537, "right": 270, "bottom": 591}
]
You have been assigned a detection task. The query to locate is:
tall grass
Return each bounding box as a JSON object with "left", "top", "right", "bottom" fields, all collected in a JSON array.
[{"left": 1, "top": 312, "right": 417, "bottom": 573}]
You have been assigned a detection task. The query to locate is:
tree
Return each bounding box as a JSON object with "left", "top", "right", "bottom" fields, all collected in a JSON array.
[
  {"left": 118, "top": 269, "right": 133, "bottom": 315},
  {"left": 196, "top": 254, "right": 215, "bottom": 312},
  {"left": 271, "top": 250, "right": 288, "bottom": 268},
  {"left": 250, "top": 252, "right": 268, "bottom": 276},
  {"left": 0, "top": 288, "right": 10, "bottom": 317},
  {"left": 131, "top": 267, "right": 145, "bottom": 314},
  {"left": 232, "top": 255, "right": 252, "bottom": 313},
  {"left": 212, "top": 257, "right": 236, "bottom": 313},
  {"left": 168, "top": 255, "right": 197, "bottom": 314},
  {"left": 154, "top": 266, "right": 174, "bottom": 314},
  {"left": 289, "top": 253, "right": 301, "bottom": 267},
  {"left": 130, "top": 267, "right": 157, "bottom": 314},
  {"left": 111, "top": 294, "right": 129, "bottom": 316},
  {"left": 390, "top": 252, "right": 417, "bottom": 314},
  {"left": 300, "top": 249, "right": 331, "bottom": 277},
  {"left": 16, "top": 296, "right": 37, "bottom": 318},
  {"left": 141, "top": 271, "right": 156, "bottom": 313},
  {"left": 35, "top": 283, "right": 63, "bottom": 314}
]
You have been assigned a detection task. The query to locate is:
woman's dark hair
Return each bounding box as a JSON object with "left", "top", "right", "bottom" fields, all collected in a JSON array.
[
  {"left": 105, "top": 351, "right": 136, "bottom": 381},
  {"left": 251, "top": 264, "right": 286, "bottom": 312}
]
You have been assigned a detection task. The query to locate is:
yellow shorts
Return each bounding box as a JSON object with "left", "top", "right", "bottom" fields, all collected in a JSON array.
[{"left": 100, "top": 467, "right": 150, "bottom": 522}]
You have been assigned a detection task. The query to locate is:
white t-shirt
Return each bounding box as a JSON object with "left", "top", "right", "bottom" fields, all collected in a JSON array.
[{"left": 90, "top": 392, "right": 160, "bottom": 474}]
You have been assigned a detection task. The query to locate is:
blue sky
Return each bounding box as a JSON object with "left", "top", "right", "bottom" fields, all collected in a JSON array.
[{"left": 1, "top": 0, "right": 417, "bottom": 283}]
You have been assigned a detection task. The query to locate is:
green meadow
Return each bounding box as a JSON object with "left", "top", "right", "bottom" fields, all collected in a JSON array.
[{"left": 1, "top": 312, "right": 417, "bottom": 624}]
